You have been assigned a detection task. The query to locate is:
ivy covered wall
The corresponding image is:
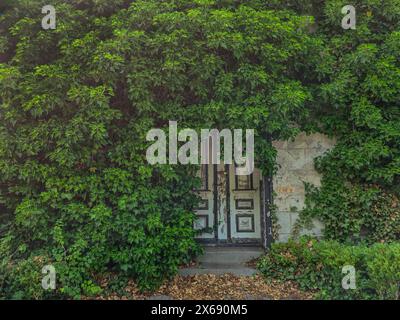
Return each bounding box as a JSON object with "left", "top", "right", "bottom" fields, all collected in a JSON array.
[{"left": 0, "top": 0, "right": 398, "bottom": 299}]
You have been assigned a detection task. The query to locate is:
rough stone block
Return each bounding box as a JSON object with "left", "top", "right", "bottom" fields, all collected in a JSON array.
[
  {"left": 274, "top": 194, "right": 305, "bottom": 212},
  {"left": 276, "top": 212, "right": 292, "bottom": 234},
  {"left": 276, "top": 233, "right": 290, "bottom": 243},
  {"left": 273, "top": 132, "right": 335, "bottom": 242}
]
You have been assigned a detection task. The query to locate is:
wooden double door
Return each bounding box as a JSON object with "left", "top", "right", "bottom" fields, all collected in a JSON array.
[{"left": 194, "top": 164, "right": 262, "bottom": 245}]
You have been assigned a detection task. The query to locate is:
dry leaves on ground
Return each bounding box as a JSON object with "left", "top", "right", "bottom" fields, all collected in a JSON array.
[{"left": 94, "top": 274, "right": 314, "bottom": 300}]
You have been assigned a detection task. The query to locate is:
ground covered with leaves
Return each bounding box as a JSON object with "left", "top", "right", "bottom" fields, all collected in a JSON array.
[{"left": 92, "top": 274, "right": 314, "bottom": 300}]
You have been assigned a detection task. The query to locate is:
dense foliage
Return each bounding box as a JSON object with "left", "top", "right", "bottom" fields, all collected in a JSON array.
[
  {"left": 273, "top": 0, "right": 400, "bottom": 242},
  {"left": 0, "top": 0, "right": 322, "bottom": 298},
  {"left": 0, "top": 0, "right": 399, "bottom": 299},
  {"left": 258, "top": 237, "right": 400, "bottom": 300}
]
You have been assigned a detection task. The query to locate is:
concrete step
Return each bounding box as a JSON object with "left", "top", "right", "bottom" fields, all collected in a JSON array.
[
  {"left": 197, "top": 247, "right": 264, "bottom": 265},
  {"left": 179, "top": 246, "right": 265, "bottom": 276},
  {"left": 179, "top": 267, "right": 258, "bottom": 276}
]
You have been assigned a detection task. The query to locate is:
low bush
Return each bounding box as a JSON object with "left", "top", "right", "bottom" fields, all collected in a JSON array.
[{"left": 257, "top": 237, "right": 400, "bottom": 300}]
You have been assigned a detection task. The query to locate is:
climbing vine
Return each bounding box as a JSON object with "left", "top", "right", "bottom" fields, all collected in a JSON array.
[
  {"left": 271, "top": 0, "right": 400, "bottom": 243},
  {"left": 0, "top": 0, "right": 322, "bottom": 298},
  {"left": 0, "top": 0, "right": 398, "bottom": 299}
]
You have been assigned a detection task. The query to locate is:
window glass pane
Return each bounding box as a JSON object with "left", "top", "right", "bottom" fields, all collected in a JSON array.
[
  {"left": 237, "top": 175, "right": 251, "bottom": 190},
  {"left": 196, "top": 164, "right": 208, "bottom": 190}
]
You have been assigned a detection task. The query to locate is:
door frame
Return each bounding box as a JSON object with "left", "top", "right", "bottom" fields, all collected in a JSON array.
[{"left": 196, "top": 164, "right": 273, "bottom": 249}]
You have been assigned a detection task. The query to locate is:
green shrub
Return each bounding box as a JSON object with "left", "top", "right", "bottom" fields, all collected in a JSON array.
[{"left": 258, "top": 238, "right": 400, "bottom": 300}]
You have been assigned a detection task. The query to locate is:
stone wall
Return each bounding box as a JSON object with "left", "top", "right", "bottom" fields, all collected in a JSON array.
[{"left": 272, "top": 132, "right": 336, "bottom": 242}]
